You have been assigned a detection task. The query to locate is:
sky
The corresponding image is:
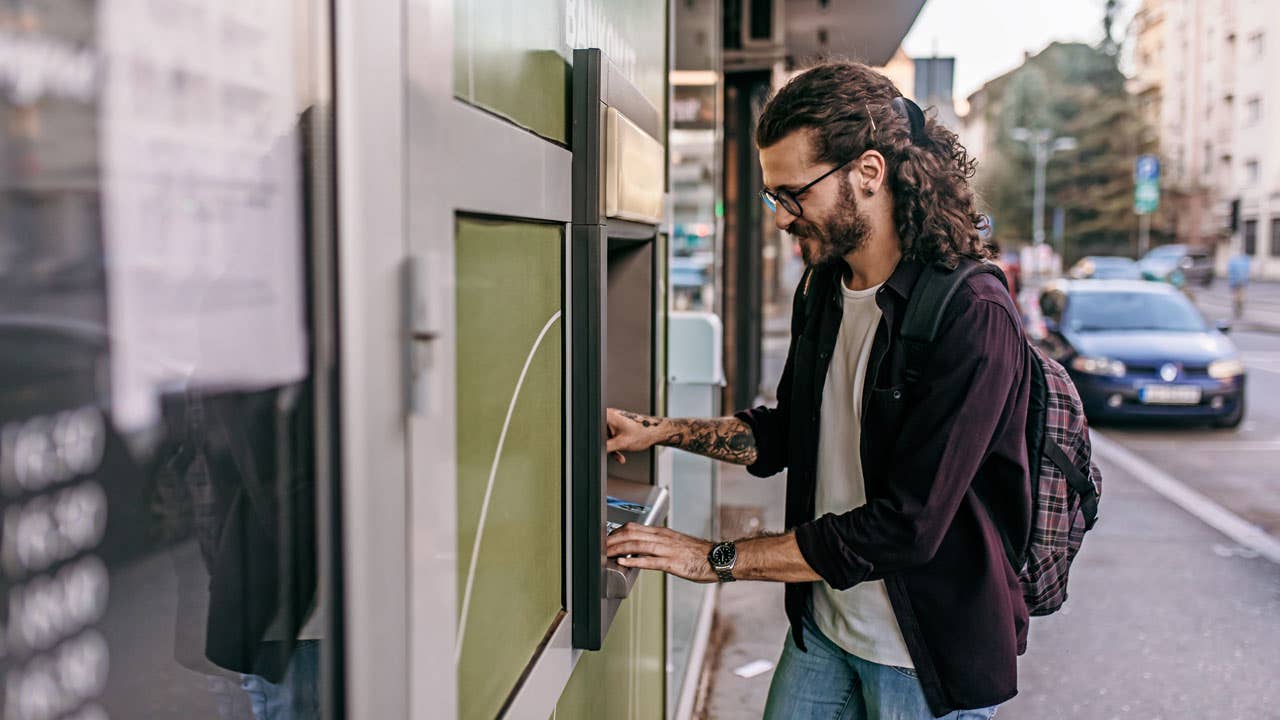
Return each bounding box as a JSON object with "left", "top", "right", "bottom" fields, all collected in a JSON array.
[{"left": 902, "top": 0, "right": 1139, "bottom": 103}]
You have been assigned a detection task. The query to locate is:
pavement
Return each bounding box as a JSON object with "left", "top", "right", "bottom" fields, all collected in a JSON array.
[{"left": 700, "top": 296, "right": 1280, "bottom": 720}]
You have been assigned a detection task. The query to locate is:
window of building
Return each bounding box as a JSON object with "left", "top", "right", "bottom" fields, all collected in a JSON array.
[
  {"left": 1244, "top": 219, "right": 1258, "bottom": 255},
  {"left": 1271, "top": 218, "right": 1280, "bottom": 257},
  {"left": 748, "top": 0, "right": 773, "bottom": 40},
  {"left": 1245, "top": 159, "right": 1260, "bottom": 184},
  {"left": 1246, "top": 97, "right": 1263, "bottom": 124},
  {"left": 1204, "top": 142, "right": 1213, "bottom": 175},
  {"left": 1250, "top": 31, "right": 1265, "bottom": 59}
]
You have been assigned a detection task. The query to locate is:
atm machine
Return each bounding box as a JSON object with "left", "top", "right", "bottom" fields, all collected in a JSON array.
[{"left": 570, "top": 48, "right": 671, "bottom": 650}]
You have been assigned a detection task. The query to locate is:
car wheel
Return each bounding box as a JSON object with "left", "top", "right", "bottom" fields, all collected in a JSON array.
[{"left": 1211, "top": 399, "right": 1245, "bottom": 429}]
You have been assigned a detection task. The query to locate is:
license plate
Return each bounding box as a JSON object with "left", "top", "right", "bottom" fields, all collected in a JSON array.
[{"left": 1139, "top": 385, "right": 1202, "bottom": 405}]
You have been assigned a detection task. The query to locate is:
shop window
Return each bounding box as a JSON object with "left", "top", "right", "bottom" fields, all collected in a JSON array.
[{"left": 0, "top": 3, "right": 338, "bottom": 717}]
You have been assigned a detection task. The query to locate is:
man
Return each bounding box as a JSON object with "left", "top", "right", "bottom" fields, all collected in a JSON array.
[
  {"left": 605, "top": 62, "right": 1032, "bottom": 719},
  {"left": 1227, "top": 248, "right": 1251, "bottom": 319}
]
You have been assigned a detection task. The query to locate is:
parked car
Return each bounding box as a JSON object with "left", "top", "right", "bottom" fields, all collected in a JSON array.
[
  {"left": 1138, "top": 244, "right": 1215, "bottom": 287},
  {"left": 1067, "top": 255, "right": 1143, "bottom": 280},
  {"left": 1036, "top": 280, "right": 1245, "bottom": 427}
]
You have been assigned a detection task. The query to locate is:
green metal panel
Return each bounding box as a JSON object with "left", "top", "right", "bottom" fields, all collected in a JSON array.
[
  {"left": 456, "top": 217, "right": 564, "bottom": 720},
  {"left": 454, "top": 0, "right": 668, "bottom": 144},
  {"left": 554, "top": 572, "right": 666, "bottom": 720}
]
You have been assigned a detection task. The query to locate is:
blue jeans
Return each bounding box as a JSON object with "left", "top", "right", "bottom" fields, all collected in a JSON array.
[
  {"left": 764, "top": 613, "right": 999, "bottom": 720},
  {"left": 241, "top": 640, "right": 321, "bottom": 720}
]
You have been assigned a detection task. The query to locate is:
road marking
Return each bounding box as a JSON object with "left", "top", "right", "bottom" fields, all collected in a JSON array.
[
  {"left": 456, "top": 310, "right": 562, "bottom": 663},
  {"left": 1117, "top": 440, "right": 1280, "bottom": 452},
  {"left": 1242, "top": 352, "right": 1280, "bottom": 375},
  {"left": 1091, "top": 431, "right": 1280, "bottom": 565}
]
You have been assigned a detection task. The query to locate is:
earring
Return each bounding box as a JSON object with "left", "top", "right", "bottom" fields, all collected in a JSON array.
[{"left": 865, "top": 188, "right": 874, "bottom": 197}]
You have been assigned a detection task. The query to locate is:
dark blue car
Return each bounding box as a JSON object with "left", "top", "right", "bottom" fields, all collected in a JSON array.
[{"left": 1036, "top": 280, "right": 1246, "bottom": 427}]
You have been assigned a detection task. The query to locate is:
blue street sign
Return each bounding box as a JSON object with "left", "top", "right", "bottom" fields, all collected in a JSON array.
[
  {"left": 1135, "top": 154, "right": 1160, "bottom": 214},
  {"left": 1135, "top": 154, "right": 1160, "bottom": 182}
]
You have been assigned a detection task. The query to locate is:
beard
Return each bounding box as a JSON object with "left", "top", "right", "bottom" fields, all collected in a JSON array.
[{"left": 791, "top": 176, "right": 873, "bottom": 268}]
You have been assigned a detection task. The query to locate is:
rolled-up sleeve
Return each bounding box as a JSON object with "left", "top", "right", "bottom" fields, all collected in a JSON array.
[{"left": 794, "top": 293, "right": 1025, "bottom": 590}]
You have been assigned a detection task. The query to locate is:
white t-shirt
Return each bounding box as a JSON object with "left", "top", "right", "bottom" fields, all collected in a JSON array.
[{"left": 811, "top": 277, "right": 914, "bottom": 669}]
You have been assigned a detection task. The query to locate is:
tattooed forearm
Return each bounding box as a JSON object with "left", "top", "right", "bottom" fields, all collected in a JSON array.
[
  {"left": 620, "top": 411, "right": 663, "bottom": 429},
  {"left": 656, "top": 417, "right": 758, "bottom": 466}
]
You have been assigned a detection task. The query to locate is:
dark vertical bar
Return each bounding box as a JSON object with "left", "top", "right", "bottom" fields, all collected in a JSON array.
[
  {"left": 573, "top": 49, "right": 603, "bottom": 227},
  {"left": 571, "top": 49, "right": 607, "bottom": 650},
  {"left": 727, "top": 72, "right": 765, "bottom": 412},
  {"left": 571, "top": 224, "right": 606, "bottom": 650}
]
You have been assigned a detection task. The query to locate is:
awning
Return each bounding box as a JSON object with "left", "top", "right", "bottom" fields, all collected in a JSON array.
[{"left": 785, "top": 0, "right": 928, "bottom": 67}]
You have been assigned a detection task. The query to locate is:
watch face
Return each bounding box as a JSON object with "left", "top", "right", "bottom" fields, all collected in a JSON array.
[{"left": 710, "top": 542, "right": 735, "bottom": 567}]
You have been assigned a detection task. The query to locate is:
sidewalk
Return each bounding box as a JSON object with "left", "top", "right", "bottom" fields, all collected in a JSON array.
[{"left": 699, "top": 304, "right": 792, "bottom": 719}]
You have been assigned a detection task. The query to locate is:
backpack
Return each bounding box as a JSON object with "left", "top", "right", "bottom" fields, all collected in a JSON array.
[{"left": 900, "top": 258, "right": 1101, "bottom": 616}]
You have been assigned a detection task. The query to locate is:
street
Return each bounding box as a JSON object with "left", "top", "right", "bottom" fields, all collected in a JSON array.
[
  {"left": 1002, "top": 289, "right": 1280, "bottom": 719},
  {"left": 1099, "top": 328, "right": 1280, "bottom": 536},
  {"left": 705, "top": 287, "right": 1280, "bottom": 719}
]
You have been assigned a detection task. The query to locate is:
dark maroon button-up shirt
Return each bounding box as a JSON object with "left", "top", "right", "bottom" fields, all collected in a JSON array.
[{"left": 736, "top": 259, "right": 1033, "bottom": 717}]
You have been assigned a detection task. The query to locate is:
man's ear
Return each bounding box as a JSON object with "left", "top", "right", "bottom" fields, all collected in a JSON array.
[{"left": 854, "top": 150, "right": 886, "bottom": 196}]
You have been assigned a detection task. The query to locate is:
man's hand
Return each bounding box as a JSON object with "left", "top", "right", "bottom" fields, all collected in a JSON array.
[
  {"left": 606, "top": 524, "right": 716, "bottom": 583},
  {"left": 605, "top": 408, "right": 664, "bottom": 464}
]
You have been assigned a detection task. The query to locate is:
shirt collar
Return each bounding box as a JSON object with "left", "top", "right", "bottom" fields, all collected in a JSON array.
[{"left": 883, "top": 260, "right": 925, "bottom": 301}]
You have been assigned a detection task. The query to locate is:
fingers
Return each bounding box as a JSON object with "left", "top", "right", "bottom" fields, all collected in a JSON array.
[
  {"left": 616, "top": 555, "right": 663, "bottom": 570},
  {"left": 606, "top": 540, "right": 663, "bottom": 557},
  {"left": 605, "top": 409, "right": 631, "bottom": 462},
  {"left": 605, "top": 524, "right": 662, "bottom": 554}
]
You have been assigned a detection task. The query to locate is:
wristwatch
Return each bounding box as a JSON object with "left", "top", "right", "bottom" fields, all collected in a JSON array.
[{"left": 708, "top": 541, "right": 737, "bottom": 583}]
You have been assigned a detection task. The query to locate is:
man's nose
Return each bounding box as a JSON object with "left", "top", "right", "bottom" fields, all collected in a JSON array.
[{"left": 773, "top": 205, "right": 797, "bottom": 232}]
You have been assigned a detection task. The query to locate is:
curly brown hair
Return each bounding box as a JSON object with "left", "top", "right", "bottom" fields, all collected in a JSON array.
[{"left": 755, "top": 62, "right": 993, "bottom": 266}]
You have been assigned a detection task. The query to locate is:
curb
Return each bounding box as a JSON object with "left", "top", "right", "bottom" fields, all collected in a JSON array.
[{"left": 1090, "top": 430, "right": 1280, "bottom": 565}]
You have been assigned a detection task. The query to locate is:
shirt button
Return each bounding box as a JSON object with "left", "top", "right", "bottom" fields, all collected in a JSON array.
[{"left": 892, "top": 390, "right": 902, "bottom": 400}]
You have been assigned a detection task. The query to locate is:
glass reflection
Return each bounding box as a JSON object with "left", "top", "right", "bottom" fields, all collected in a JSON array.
[{"left": 0, "top": 2, "right": 330, "bottom": 719}]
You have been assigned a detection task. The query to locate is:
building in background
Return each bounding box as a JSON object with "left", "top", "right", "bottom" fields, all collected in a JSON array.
[
  {"left": 914, "top": 54, "right": 960, "bottom": 130},
  {"left": 1130, "top": 0, "right": 1280, "bottom": 278},
  {"left": 879, "top": 47, "right": 917, "bottom": 102}
]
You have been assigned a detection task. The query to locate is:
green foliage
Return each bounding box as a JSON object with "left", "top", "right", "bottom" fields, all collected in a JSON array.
[{"left": 973, "top": 42, "right": 1159, "bottom": 264}]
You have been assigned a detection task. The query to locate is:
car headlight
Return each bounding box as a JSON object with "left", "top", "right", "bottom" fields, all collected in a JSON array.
[
  {"left": 1071, "top": 356, "right": 1127, "bottom": 377},
  {"left": 1207, "top": 358, "right": 1245, "bottom": 379}
]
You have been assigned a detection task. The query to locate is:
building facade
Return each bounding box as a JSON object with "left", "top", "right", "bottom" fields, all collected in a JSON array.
[{"left": 1130, "top": 0, "right": 1280, "bottom": 278}]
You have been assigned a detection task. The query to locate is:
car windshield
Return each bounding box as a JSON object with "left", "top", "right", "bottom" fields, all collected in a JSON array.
[
  {"left": 1065, "top": 291, "right": 1206, "bottom": 332},
  {"left": 1088, "top": 259, "right": 1141, "bottom": 279},
  {"left": 1144, "top": 246, "right": 1183, "bottom": 260}
]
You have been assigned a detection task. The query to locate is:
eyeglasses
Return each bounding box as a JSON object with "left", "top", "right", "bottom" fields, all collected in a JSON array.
[{"left": 760, "top": 158, "right": 854, "bottom": 217}]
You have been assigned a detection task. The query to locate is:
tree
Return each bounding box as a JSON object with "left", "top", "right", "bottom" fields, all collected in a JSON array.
[{"left": 973, "top": 42, "right": 1156, "bottom": 263}]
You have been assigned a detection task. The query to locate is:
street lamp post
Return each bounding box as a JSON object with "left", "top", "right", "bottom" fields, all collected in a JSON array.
[{"left": 1011, "top": 128, "right": 1077, "bottom": 275}]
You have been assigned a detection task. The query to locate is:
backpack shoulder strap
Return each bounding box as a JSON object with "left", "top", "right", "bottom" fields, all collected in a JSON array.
[
  {"left": 1043, "top": 439, "right": 1101, "bottom": 530},
  {"left": 900, "top": 259, "right": 1006, "bottom": 383}
]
